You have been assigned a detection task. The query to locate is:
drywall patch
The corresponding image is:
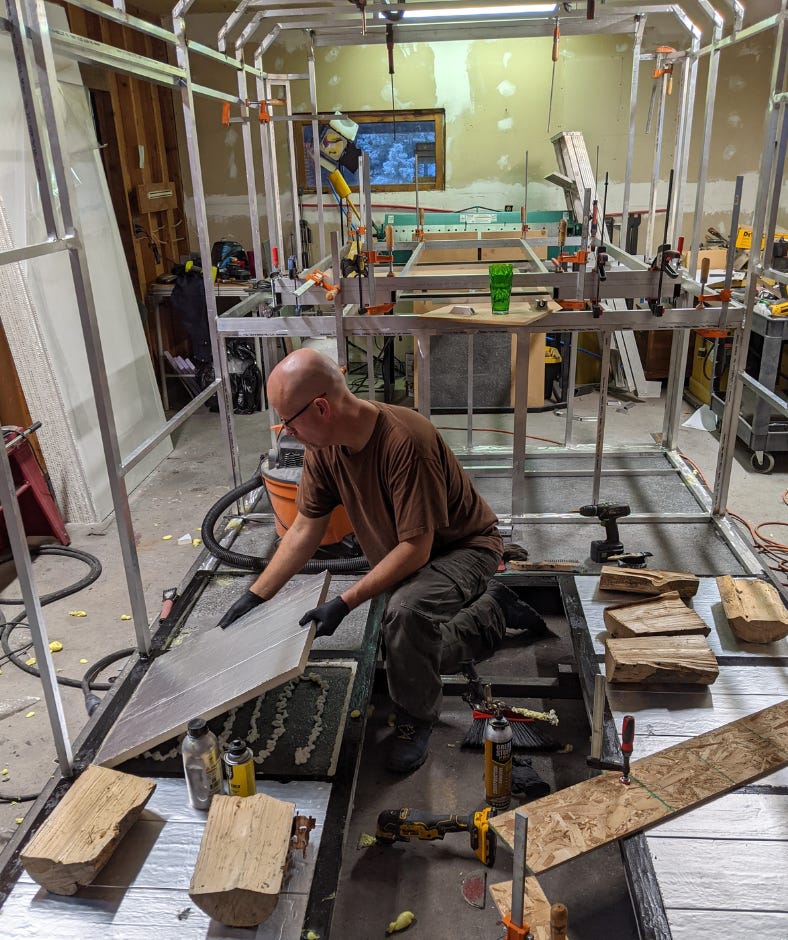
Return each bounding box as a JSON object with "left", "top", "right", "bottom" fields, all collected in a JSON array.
[
  {"left": 433, "top": 42, "right": 472, "bottom": 122},
  {"left": 497, "top": 79, "right": 516, "bottom": 97},
  {"left": 616, "top": 43, "right": 629, "bottom": 53},
  {"left": 328, "top": 74, "right": 340, "bottom": 86},
  {"left": 722, "top": 144, "right": 736, "bottom": 161},
  {"left": 728, "top": 113, "right": 743, "bottom": 129},
  {"left": 498, "top": 117, "right": 514, "bottom": 131},
  {"left": 503, "top": 51, "right": 512, "bottom": 68},
  {"left": 728, "top": 75, "right": 746, "bottom": 93},
  {"left": 274, "top": 57, "right": 284, "bottom": 71},
  {"left": 325, "top": 47, "right": 339, "bottom": 62},
  {"left": 497, "top": 154, "right": 511, "bottom": 171}
]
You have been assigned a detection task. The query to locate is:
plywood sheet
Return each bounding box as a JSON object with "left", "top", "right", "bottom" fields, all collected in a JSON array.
[
  {"left": 95, "top": 576, "right": 329, "bottom": 767},
  {"left": 490, "top": 700, "right": 788, "bottom": 863}
]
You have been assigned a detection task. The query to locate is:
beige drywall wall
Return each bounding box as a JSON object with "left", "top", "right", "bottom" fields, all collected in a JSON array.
[{"left": 178, "top": 13, "right": 781, "bottom": 263}]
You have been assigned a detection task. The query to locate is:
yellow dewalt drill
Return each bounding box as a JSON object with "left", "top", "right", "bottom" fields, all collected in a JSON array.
[{"left": 375, "top": 806, "right": 496, "bottom": 866}]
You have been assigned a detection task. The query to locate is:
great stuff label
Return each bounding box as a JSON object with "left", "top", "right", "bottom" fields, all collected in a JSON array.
[{"left": 484, "top": 716, "right": 512, "bottom": 810}]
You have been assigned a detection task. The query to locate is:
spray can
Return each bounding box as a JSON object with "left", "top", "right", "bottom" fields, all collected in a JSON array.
[
  {"left": 484, "top": 714, "right": 513, "bottom": 811},
  {"left": 182, "top": 717, "right": 223, "bottom": 810},
  {"left": 223, "top": 738, "right": 256, "bottom": 797}
]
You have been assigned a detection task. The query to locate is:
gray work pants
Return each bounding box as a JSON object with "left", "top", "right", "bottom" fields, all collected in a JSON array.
[{"left": 381, "top": 546, "right": 505, "bottom": 724}]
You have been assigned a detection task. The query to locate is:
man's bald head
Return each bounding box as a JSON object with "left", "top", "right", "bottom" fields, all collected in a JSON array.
[{"left": 268, "top": 348, "right": 347, "bottom": 418}]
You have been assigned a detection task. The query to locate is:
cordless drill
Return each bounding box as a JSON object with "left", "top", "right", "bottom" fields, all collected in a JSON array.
[
  {"left": 375, "top": 806, "right": 496, "bottom": 866},
  {"left": 574, "top": 502, "right": 631, "bottom": 563}
]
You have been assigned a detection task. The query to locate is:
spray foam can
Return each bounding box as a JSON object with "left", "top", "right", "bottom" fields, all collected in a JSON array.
[
  {"left": 182, "top": 717, "right": 223, "bottom": 810},
  {"left": 223, "top": 738, "right": 256, "bottom": 797},
  {"left": 484, "top": 714, "right": 512, "bottom": 811}
]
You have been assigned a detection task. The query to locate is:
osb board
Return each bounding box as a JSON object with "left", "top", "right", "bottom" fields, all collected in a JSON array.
[
  {"left": 95, "top": 576, "right": 329, "bottom": 767},
  {"left": 488, "top": 876, "right": 563, "bottom": 940},
  {"left": 422, "top": 301, "right": 558, "bottom": 325},
  {"left": 490, "top": 700, "right": 788, "bottom": 864}
]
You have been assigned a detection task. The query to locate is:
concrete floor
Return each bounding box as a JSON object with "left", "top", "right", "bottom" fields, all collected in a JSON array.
[{"left": 1, "top": 380, "right": 787, "bottom": 935}]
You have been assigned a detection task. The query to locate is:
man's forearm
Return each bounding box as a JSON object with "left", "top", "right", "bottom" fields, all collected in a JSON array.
[
  {"left": 250, "top": 515, "right": 329, "bottom": 599},
  {"left": 340, "top": 535, "right": 431, "bottom": 610}
]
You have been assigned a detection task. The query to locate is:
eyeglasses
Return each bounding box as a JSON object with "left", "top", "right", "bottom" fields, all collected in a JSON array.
[{"left": 279, "top": 392, "right": 326, "bottom": 432}]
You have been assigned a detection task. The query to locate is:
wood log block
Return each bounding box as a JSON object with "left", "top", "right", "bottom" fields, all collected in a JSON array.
[
  {"left": 605, "top": 635, "right": 719, "bottom": 685},
  {"left": 716, "top": 575, "right": 788, "bottom": 644},
  {"left": 20, "top": 764, "right": 155, "bottom": 895},
  {"left": 189, "top": 793, "right": 295, "bottom": 926},
  {"left": 599, "top": 566, "right": 699, "bottom": 598},
  {"left": 603, "top": 591, "right": 710, "bottom": 638}
]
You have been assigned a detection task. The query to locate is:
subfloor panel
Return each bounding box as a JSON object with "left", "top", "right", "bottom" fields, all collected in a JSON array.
[{"left": 95, "top": 576, "right": 328, "bottom": 767}]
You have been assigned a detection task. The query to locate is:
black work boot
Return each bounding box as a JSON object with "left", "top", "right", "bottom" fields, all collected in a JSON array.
[
  {"left": 487, "top": 580, "right": 547, "bottom": 634},
  {"left": 387, "top": 711, "right": 433, "bottom": 773}
]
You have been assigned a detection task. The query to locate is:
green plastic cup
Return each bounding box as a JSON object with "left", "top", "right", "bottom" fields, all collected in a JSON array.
[{"left": 489, "top": 263, "right": 513, "bottom": 314}]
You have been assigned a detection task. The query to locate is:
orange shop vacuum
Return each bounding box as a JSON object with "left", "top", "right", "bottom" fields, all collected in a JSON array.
[{"left": 201, "top": 432, "right": 366, "bottom": 573}]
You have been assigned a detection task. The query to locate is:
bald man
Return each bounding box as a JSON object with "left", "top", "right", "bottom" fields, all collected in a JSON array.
[{"left": 217, "top": 348, "right": 545, "bottom": 773}]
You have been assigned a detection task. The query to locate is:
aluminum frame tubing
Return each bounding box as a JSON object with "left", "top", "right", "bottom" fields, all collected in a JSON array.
[
  {"left": 235, "top": 48, "right": 264, "bottom": 292},
  {"left": 17, "top": 0, "right": 154, "bottom": 652},
  {"left": 307, "top": 40, "right": 327, "bottom": 260},
  {"left": 511, "top": 328, "right": 531, "bottom": 517},
  {"left": 621, "top": 17, "right": 646, "bottom": 251},
  {"left": 669, "top": 39, "right": 699, "bottom": 246},
  {"left": 644, "top": 69, "right": 670, "bottom": 259},
  {"left": 0, "top": 438, "right": 73, "bottom": 774},
  {"left": 713, "top": 11, "right": 788, "bottom": 515},
  {"left": 174, "top": 13, "right": 239, "bottom": 491}
]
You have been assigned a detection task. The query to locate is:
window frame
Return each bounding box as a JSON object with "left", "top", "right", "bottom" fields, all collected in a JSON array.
[{"left": 293, "top": 108, "right": 445, "bottom": 194}]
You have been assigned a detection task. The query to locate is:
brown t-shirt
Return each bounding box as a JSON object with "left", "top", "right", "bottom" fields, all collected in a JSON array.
[{"left": 296, "top": 402, "right": 502, "bottom": 567}]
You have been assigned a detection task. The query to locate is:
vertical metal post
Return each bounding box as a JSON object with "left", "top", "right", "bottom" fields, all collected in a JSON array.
[
  {"left": 366, "top": 336, "right": 376, "bottom": 401},
  {"left": 254, "top": 46, "right": 281, "bottom": 274},
  {"left": 563, "top": 332, "right": 578, "bottom": 448},
  {"left": 264, "top": 76, "right": 284, "bottom": 268},
  {"left": 361, "top": 153, "right": 376, "bottom": 307},
  {"left": 466, "top": 335, "right": 474, "bottom": 451},
  {"left": 645, "top": 67, "right": 669, "bottom": 258},
  {"left": 591, "top": 332, "right": 612, "bottom": 503},
  {"left": 235, "top": 45, "right": 263, "bottom": 286},
  {"left": 20, "top": 0, "right": 153, "bottom": 650},
  {"left": 416, "top": 334, "right": 431, "bottom": 419},
  {"left": 283, "top": 80, "right": 305, "bottom": 268},
  {"left": 688, "top": 15, "right": 723, "bottom": 275},
  {"left": 621, "top": 15, "right": 646, "bottom": 249},
  {"left": 0, "top": 442, "right": 73, "bottom": 774},
  {"left": 330, "top": 230, "right": 347, "bottom": 369},
  {"left": 713, "top": 14, "right": 788, "bottom": 514},
  {"left": 510, "top": 811, "right": 528, "bottom": 931},
  {"left": 307, "top": 38, "right": 327, "bottom": 260},
  {"left": 174, "top": 11, "right": 239, "bottom": 496},
  {"left": 669, "top": 37, "right": 700, "bottom": 245},
  {"left": 511, "top": 329, "right": 531, "bottom": 518}
]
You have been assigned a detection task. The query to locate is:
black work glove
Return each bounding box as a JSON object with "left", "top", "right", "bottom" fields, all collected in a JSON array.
[
  {"left": 299, "top": 596, "right": 350, "bottom": 638},
  {"left": 218, "top": 590, "right": 264, "bottom": 629}
]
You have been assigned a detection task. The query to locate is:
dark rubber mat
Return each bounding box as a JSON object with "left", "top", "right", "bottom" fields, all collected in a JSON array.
[{"left": 117, "top": 662, "right": 355, "bottom": 779}]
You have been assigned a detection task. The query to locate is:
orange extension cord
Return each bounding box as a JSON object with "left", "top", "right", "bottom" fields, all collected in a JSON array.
[{"left": 680, "top": 452, "right": 788, "bottom": 582}]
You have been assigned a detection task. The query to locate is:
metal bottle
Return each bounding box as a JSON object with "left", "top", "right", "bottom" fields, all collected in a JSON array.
[
  {"left": 182, "top": 717, "right": 223, "bottom": 810},
  {"left": 484, "top": 713, "right": 512, "bottom": 811},
  {"left": 223, "top": 738, "right": 256, "bottom": 797}
]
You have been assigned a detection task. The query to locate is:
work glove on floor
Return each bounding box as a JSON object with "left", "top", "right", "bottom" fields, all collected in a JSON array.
[
  {"left": 218, "top": 590, "right": 264, "bottom": 629},
  {"left": 300, "top": 596, "right": 350, "bottom": 637}
]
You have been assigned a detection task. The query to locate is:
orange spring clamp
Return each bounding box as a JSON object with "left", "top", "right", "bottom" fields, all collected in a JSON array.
[
  {"left": 363, "top": 303, "right": 395, "bottom": 315},
  {"left": 306, "top": 270, "right": 339, "bottom": 301},
  {"left": 557, "top": 299, "right": 590, "bottom": 311},
  {"left": 501, "top": 913, "right": 531, "bottom": 940},
  {"left": 250, "top": 99, "right": 270, "bottom": 124},
  {"left": 221, "top": 102, "right": 231, "bottom": 126},
  {"left": 695, "top": 288, "right": 732, "bottom": 309}
]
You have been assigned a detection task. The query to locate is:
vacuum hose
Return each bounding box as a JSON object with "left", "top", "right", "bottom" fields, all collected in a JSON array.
[{"left": 201, "top": 473, "right": 369, "bottom": 573}]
